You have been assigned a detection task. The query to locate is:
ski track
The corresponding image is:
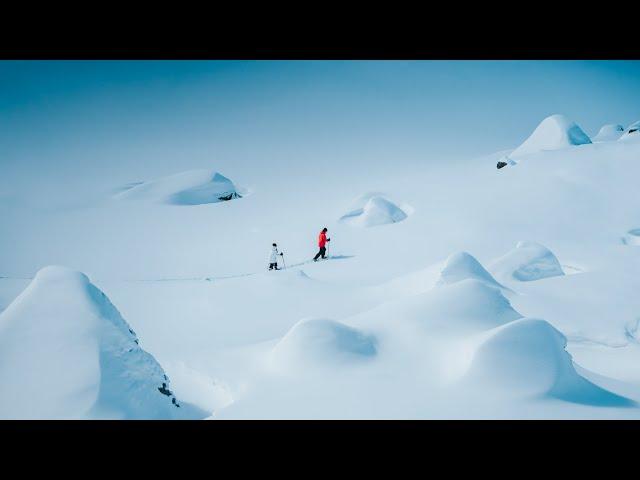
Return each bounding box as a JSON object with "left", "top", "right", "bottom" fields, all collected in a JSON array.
[{"left": 0, "top": 255, "right": 355, "bottom": 285}]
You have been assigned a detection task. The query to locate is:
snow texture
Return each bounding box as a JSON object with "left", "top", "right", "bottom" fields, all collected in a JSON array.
[
  {"left": 115, "top": 169, "right": 242, "bottom": 205},
  {"left": 0, "top": 266, "right": 195, "bottom": 419},
  {"left": 510, "top": 114, "right": 591, "bottom": 158},
  {"left": 489, "top": 241, "right": 564, "bottom": 282},
  {"left": 592, "top": 124, "right": 624, "bottom": 142},
  {"left": 340, "top": 194, "right": 409, "bottom": 227}
]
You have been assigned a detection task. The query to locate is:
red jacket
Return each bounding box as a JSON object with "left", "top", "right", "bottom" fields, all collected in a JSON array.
[{"left": 318, "top": 232, "right": 327, "bottom": 248}]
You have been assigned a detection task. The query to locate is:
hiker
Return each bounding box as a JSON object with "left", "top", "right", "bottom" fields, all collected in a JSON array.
[
  {"left": 313, "top": 228, "right": 330, "bottom": 261},
  {"left": 269, "top": 243, "right": 280, "bottom": 270}
]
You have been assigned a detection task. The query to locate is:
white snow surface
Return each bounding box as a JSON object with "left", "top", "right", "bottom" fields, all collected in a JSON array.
[
  {"left": 619, "top": 120, "right": 640, "bottom": 141},
  {"left": 592, "top": 124, "right": 624, "bottom": 142},
  {"left": 0, "top": 266, "right": 202, "bottom": 419},
  {"left": 489, "top": 241, "right": 564, "bottom": 282},
  {"left": 510, "top": 114, "right": 591, "bottom": 158},
  {"left": 3, "top": 113, "right": 640, "bottom": 419},
  {"left": 340, "top": 194, "right": 409, "bottom": 227},
  {"left": 115, "top": 169, "right": 242, "bottom": 205}
]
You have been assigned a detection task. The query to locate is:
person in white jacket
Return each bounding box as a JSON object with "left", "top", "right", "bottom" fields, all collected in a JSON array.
[{"left": 269, "top": 243, "right": 280, "bottom": 270}]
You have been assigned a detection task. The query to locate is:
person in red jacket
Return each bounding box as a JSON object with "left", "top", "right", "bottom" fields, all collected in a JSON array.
[{"left": 313, "top": 228, "right": 330, "bottom": 261}]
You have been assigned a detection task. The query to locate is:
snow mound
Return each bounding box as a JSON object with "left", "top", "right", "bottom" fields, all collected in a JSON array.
[
  {"left": 592, "top": 124, "right": 624, "bottom": 142},
  {"left": 270, "top": 318, "right": 377, "bottom": 371},
  {"left": 437, "top": 252, "right": 507, "bottom": 291},
  {"left": 114, "top": 169, "right": 243, "bottom": 205},
  {"left": 622, "top": 228, "right": 640, "bottom": 246},
  {"left": 510, "top": 114, "right": 591, "bottom": 158},
  {"left": 359, "top": 277, "right": 522, "bottom": 338},
  {"left": 490, "top": 241, "right": 564, "bottom": 282},
  {"left": 0, "top": 266, "right": 189, "bottom": 419},
  {"left": 619, "top": 120, "right": 640, "bottom": 141},
  {"left": 466, "top": 318, "right": 634, "bottom": 406},
  {"left": 340, "top": 195, "right": 408, "bottom": 227},
  {"left": 406, "top": 279, "right": 522, "bottom": 335}
]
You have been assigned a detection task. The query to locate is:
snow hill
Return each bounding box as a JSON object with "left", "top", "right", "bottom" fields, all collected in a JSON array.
[
  {"left": 619, "top": 120, "right": 640, "bottom": 141},
  {"left": 592, "top": 124, "right": 624, "bottom": 142},
  {"left": 3, "top": 111, "right": 640, "bottom": 419},
  {"left": 0, "top": 266, "right": 200, "bottom": 419},
  {"left": 340, "top": 193, "right": 409, "bottom": 227},
  {"left": 115, "top": 169, "right": 243, "bottom": 205},
  {"left": 510, "top": 114, "right": 591, "bottom": 158},
  {"left": 218, "top": 251, "right": 634, "bottom": 419},
  {"left": 489, "top": 241, "right": 564, "bottom": 282},
  {"left": 464, "top": 318, "right": 632, "bottom": 406}
]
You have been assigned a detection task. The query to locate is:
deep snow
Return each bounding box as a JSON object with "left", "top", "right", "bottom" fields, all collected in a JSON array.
[
  {"left": 0, "top": 266, "right": 204, "bottom": 419},
  {"left": 2, "top": 112, "right": 640, "bottom": 419},
  {"left": 592, "top": 124, "right": 624, "bottom": 142},
  {"left": 509, "top": 114, "right": 591, "bottom": 158}
]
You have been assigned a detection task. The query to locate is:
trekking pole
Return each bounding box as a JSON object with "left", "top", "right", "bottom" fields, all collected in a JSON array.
[{"left": 280, "top": 252, "right": 286, "bottom": 270}]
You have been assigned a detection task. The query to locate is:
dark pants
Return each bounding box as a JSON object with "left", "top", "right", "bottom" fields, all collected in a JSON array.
[
  {"left": 314, "top": 246, "right": 326, "bottom": 261},
  {"left": 269, "top": 263, "right": 279, "bottom": 270}
]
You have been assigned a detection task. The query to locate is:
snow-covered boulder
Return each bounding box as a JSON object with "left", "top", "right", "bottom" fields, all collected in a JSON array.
[
  {"left": 510, "top": 114, "right": 591, "bottom": 158},
  {"left": 619, "top": 120, "right": 640, "bottom": 141},
  {"left": 340, "top": 194, "right": 409, "bottom": 227},
  {"left": 592, "top": 124, "right": 624, "bottom": 142},
  {"left": 115, "top": 169, "right": 243, "bottom": 205},
  {"left": 0, "top": 266, "right": 189, "bottom": 419},
  {"left": 270, "top": 318, "right": 377, "bottom": 372},
  {"left": 437, "top": 252, "right": 508, "bottom": 291},
  {"left": 465, "top": 318, "right": 633, "bottom": 406},
  {"left": 489, "top": 241, "right": 564, "bottom": 282}
]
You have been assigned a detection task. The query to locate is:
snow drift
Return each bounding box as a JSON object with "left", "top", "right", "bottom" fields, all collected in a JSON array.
[
  {"left": 0, "top": 266, "right": 189, "bottom": 419},
  {"left": 340, "top": 194, "right": 408, "bottom": 227},
  {"left": 270, "top": 318, "right": 377, "bottom": 372},
  {"left": 489, "top": 241, "right": 564, "bottom": 282},
  {"left": 622, "top": 228, "right": 640, "bottom": 246},
  {"left": 592, "top": 124, "right": 624, "bottom": 142},
  {"left": 619, "top": 120, "right": 640, "bottom": 141},
  {"left": 465, "top": 318, "right": 634, "bottom": 406},
  {"left": 510, "top": 114, "right": 591, "bottom": 158},
  {"left": 114, "top": 169, "right": 243, "bottom": 205},
  {"left": 437, "top": 252, "right": 508, "bottom": 291},
  {"left": 393, "top": 279, "right": 522, "bottom": 336}
]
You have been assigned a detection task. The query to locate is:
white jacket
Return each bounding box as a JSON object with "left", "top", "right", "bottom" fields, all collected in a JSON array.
[{"left": 269, "top": 246, "right": 279, "bottom": 263}]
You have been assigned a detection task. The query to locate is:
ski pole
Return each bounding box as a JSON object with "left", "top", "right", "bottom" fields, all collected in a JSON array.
[{"left": 280, "top": 252, "right": 286, "bottom": 270}]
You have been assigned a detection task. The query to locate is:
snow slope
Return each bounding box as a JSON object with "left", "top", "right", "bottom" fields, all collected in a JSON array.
[
  {"left": 340, "top": 193, "right": 409, "bottom": 227},
  {"left": 619, "top": 120, "right": 640, "bottom": 141},
  {"left": 0, "top": 266, "right": 202, "bottom": 419},
  {"left": 115, "top": 169, "right": 243, "bottom": 205},
  {"left": 489, "top": 241, "right": 564, "bottom": 282},
  {"left": 592, "top": 124, "right": 624, "bottom": 142},
  {"left": 3, "top": 112, "right": 640, "bottom": 419},
  {"left": 510, "top": 114, "right": 591, "bottom": 158}
]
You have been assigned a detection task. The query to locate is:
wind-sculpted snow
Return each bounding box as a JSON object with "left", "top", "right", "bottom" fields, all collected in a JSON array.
[
  {"left": 619, "top": 120, "right": 640, "bottom": 141},
  {"left": 0, "top": 266, "right": 199, "bottom": 419},
  {"left": 437, "top": 252, "right": 508, "bottom": 291},
  {"left": 465, "top": 318, "right": 634, "bottom": 406},
  {"left": 621, "top": 229, "right": 640, "bottom": 246},
  {"left": 340, "top": 193, "right": 409, "bottom": 227},
  {"left": 510, "top": 114, "right": 591, "bottom": 158},
  {"left": 489, "top": 241, "right": 564, "bottom": 282},
  {"left": 114, "top": 169, "right": 243, "bottom": 205},
  {"left": 366, "top": 279, "right": 522, "bottom": 337},
  {"left": 592, "top": 124, "right": 624, "bottom": 142},
  {"left": 270, "top": 318, "right": 377, "bottom": 372}
]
